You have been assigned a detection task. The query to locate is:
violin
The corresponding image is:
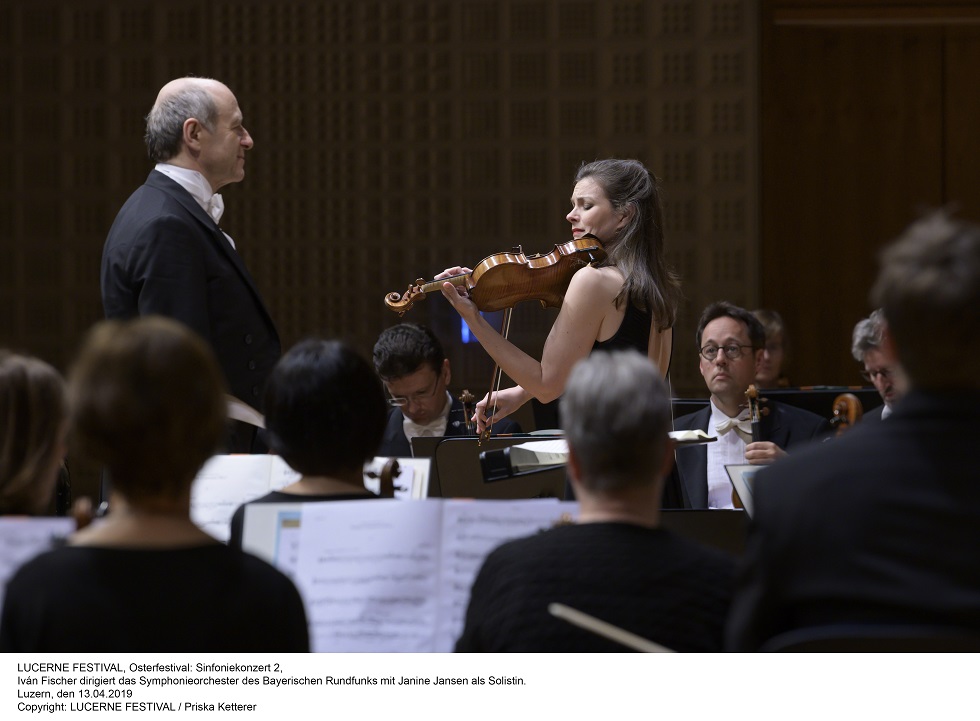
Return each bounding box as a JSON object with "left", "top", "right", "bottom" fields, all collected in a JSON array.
[
  {"left": 384, "top": 235, "right": 606, "bottom": 315},
  {"left": 830, "top": 393, "right": 863, "bottom": 436},
  {"left": 733, "top": 384, "right": 770, "bottom": 509},
  {"left": 745, "top": 384, "right": 768, "bottom": 443}
]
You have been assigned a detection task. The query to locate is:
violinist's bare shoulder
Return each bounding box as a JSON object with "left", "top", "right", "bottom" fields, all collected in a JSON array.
[{"left": 563, "top": 262, "right": 624, "bottom": 303}]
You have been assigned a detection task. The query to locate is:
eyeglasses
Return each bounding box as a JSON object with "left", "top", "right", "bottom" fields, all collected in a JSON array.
[
  {"left": 385, "top": 376, "right": 443, "bottom": 407},
  {"left": 699, "top": 344, "right": 754, "bottom": 361},
  {"left": 860, "top": 367, "right": 892, "bottom": 383}
]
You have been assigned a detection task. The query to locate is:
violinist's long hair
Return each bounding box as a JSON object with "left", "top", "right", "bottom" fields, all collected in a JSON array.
[{"left": 574, "top": 159, "right": 681, "bottom": 331}]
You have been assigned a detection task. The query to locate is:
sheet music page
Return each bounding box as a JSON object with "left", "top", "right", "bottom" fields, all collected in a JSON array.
[
  {"left": 434, "top": 499, "right": 579, "bottom": 652},
  {"left": 507, "top": 439, "right": 570, "bottom": 470},
  {"left": 0, "top": 517, "right": 75, "bottom": 612},
  {"left": 269, "top": 455, "right": 302, "bottom": 491},
  {"left": 190, "top": 454, "right": 277, "bottom": 542},
  {"left": 295, "top": 499, "right": 443, "bottom": 653}
]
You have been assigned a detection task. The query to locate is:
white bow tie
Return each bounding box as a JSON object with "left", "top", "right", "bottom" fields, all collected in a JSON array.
[
  {"left": 403, "top": 416, "right": 447, "bottom": 440},
  {"left": 206, "top": 193, "right": 224, "bottom": 224},
  {"left": 715, "top": 416, "right": 752, "bottom": 437}
]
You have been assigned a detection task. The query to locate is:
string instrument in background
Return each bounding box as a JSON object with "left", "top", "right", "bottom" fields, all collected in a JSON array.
[
  {"left": 384, "top": 236, "right": 606, "bottom": 442},
  {"left": 459, "top": 389, "right": 477, "bottom": 436},
  {"left": 830, "top": 392, "right": 863, "bottom": 436},
  {"left": 745, "top": 384, "right": 769, "bottom": 443},
  {"left": 733, "top": 384, "right": 770, "bottom": 509},
  {"left": 364, "top": 458, "right": 401, "bottom": 497}
]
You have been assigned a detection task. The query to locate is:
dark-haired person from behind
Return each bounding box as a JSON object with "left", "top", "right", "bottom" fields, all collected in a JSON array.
[
  {"left": 455, "top": 350, "right": 733, "bottom": 652},
  {"left": 0, "top": 317, "right": 308, "bottom": 652},
  {"left": 728, "top": 213, "right": 980, "bottom": 650},
  {"left": 228, "top": 339, "right": 388, "bottom": 549},
  {"left": 0, "top": 352, "right": 68, "bottom": 516}
]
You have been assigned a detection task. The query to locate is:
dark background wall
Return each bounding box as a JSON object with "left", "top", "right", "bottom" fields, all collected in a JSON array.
[
  {"left": 760, "top": 0, "right": 980, "bottom": 385},
  {"left": 2, "top": 0, "right": 978, "bottom": 499}
]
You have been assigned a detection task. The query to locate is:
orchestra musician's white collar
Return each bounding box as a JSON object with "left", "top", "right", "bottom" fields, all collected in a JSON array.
[{"left": 402, "top": 391, "right": 452, "bottom": 441}]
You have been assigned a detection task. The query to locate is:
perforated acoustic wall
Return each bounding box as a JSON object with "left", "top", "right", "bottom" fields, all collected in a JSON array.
[{"left": 1, "top": 0, "right": 758, "bottom": 406}]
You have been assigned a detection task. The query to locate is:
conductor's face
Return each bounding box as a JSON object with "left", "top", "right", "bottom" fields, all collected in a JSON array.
[
  {"left": 199, "top": 85, "right": 254, "bottom": 191},
  {"left": 383, "top": 359, "right": 451, "bottom": 425},
  {"left": 699, "top": 316, "right": 760, "bottom": 406}
]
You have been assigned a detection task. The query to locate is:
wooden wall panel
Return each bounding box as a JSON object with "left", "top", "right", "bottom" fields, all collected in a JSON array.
[
  {"left": 944, "top": 27, "right": 980, "bottom": 221},
  {"left": 759, "top": 1, "right": 978, "bottom": 387}
]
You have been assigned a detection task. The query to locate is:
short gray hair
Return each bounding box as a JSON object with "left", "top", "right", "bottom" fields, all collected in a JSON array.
[
  {"left": 850, "top": 309, "right": 885, "bottom": 362},
  {"left": 144, "top": 84, "right": 218, "bottom": 162},
  {"left": 559, "top": 350, "right": 671, "bottom": 493}
]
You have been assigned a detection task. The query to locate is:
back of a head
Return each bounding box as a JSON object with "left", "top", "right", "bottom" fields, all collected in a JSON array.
[
  {"left": 373, "top": 323, "right": 444, "bottom": 380},
  {"left": 871, "top": 213, "right": 980, "bottom": 390},
  {"left": 560, "top": 350, "right": 671, "bottom": 492},
  {"left": 69, "top": 317, "right": 227, "bottom": 502},
  {"left": 265, "top": 339, "right": 387, "bottom": 476},
  {"left": 0, "top": 353, "right": 66, "bottom": 515}
]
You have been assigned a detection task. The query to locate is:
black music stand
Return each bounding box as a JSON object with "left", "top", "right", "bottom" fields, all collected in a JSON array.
[{"left": 433, "top": 436, "right": 568, "bottom": 499}]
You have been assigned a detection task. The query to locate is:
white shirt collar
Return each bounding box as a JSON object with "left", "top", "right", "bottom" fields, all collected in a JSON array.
[
  {"left": 402, "top": 391, "right": 453, "bottom": 442},
  {"left": 154, "top": 163, "right": 215, "bottom": 213},
  {"left": 154, "top": 164, "right": 233, "bottom": 247}
]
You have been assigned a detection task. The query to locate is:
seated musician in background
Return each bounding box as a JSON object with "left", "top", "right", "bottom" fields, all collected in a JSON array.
[
  {"left": 727, "top": 213, "right": 980, "bottom": 650},
  {"left": 752, "top": 308, "right": 791, "bottom": 388},
  {"left": 0, "top": 317, "right": 308, "bottom": 652},
  {"left": 851, "top": 308, "right": 908, "bottom": 421},
  {"left": 0, "top": 352, "right": 67, "bottom": 516},
  {"left": 672, "top": 302, "right": 830, "bottom": 509},
  {"left": 372, "top": 323, "right": 520, "bottom": 457},
  {"left": 228, "top": 339, "right": 387, "bottom": 549},
  {"left": 455, "top": 350, "right": 733, "bottom": 652}
]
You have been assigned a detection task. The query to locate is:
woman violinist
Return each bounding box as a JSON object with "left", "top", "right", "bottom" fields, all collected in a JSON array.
[{"left": 439, "top": 158, "right": 682, "bottom": 433}]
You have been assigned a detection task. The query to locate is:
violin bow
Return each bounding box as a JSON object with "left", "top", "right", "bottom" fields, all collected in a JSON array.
[{"left": 479, "top": 307, "right": 514, "bottom": 444}]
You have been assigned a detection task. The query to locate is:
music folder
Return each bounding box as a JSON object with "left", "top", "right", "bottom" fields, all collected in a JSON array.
[{"left": 725, "top": 464, "right": 758, "bottom": 518}]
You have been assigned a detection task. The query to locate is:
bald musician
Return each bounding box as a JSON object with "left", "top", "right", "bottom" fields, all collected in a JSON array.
[{"left": 101, "top": 77, "right": 279, "bottom": 452}]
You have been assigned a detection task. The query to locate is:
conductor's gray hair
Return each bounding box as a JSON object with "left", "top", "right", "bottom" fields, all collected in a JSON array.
[
  {"left": 850, "top": 309, "right": 886, "bottom": 362},
  {"left": 871, "top": 211, "right": 980, "bottom": 390},
  {"left": 559, "top": 350, "right": 671, "bottom": 493},
  {"left": 144, "top": 83, "right": 218, "bottom": 163}
]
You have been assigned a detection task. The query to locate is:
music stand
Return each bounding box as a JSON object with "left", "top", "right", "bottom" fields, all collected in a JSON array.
[{"left": 434, "top": 436, "right": 568, "bottom": 499}]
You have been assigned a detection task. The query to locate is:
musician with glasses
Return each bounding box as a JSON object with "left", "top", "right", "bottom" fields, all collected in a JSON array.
[
  {"left": 851, "top": 309, "right": 908, "bottom": 421},
  {"left": 372, "top": 324, "right": 521, "bottom": 457},
  {"left": 671, "top": 302, "right": 830, "bottom": 509}
]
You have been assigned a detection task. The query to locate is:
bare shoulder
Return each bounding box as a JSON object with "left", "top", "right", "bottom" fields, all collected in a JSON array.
[{"left": 565, "top": 263, "right": 624, "bottom": 300}]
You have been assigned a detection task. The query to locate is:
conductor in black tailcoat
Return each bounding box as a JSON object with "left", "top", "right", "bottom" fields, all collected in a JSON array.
[{"left": 101, "top": 77, "right": 280, "bottom": 451}]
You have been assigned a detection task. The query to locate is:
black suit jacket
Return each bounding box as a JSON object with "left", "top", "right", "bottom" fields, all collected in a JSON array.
[
  {"left": 378, "top": 397, "right": 522, "bottom": 457},
  {"left": 671, "top": 401, "right": 831, "bottom": 509},
  {"left": 727, "top": 391, "right": 980, "bottom": 650},
  {"left": 102, "top": 171, "right": 281, "bottom": 410}
]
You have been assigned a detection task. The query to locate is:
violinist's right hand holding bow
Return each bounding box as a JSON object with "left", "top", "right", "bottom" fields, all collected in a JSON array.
[{"left": 472, "top": 386, "right": 530, "bottom": 434}]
